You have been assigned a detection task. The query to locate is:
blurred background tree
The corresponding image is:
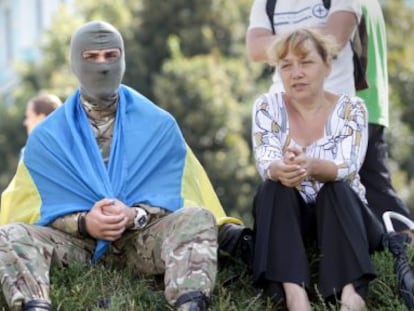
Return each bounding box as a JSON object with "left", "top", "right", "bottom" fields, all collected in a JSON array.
[
  {"left": 383, "top": 0, "right": 414, "bottom": 210},
  {"left": 1, "top": 0, "right": 414, "bottom": 225}
]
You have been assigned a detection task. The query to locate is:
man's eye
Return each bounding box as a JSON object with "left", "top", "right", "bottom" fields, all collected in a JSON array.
[
  {"left": 83, "top": 54, "right": 96, "bottom": 60},
  {"left": 105, "top": 52, "right": 119, "bottom": 60}
]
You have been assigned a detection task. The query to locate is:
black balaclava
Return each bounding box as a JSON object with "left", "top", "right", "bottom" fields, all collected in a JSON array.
[{"left": 70, "top": 21, "right": 125, "bottom": 107}]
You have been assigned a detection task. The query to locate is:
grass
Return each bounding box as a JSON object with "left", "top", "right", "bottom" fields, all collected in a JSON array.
[{"left": 0, "top": 248, "right": 411, "bottom": 310}]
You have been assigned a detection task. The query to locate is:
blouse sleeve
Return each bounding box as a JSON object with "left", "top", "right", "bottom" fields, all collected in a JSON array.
[
  {"left": 332, "top": 96, "right": 368, "bottom": 181},
  {"left": 251, "top": 93, "right": 286, "bottom": 180}
]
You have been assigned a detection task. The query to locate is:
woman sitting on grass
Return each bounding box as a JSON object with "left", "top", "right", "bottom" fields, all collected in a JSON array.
[{"left": 251, "top": 28, "right": 383, "bottom": 311}]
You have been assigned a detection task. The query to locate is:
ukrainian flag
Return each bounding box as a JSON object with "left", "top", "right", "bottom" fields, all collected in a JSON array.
[{"left": 1, "top": 85, "right": 241, "bottom": 261}]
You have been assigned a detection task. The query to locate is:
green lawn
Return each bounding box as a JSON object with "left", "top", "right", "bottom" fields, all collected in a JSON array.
[{"left": 0, "top": 248, "right": 411, "bottom": 310}]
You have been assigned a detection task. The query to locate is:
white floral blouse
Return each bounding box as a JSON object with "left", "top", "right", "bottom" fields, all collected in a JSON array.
[{"left": 252, "top": 92, "right": 368, "bottom": 204}]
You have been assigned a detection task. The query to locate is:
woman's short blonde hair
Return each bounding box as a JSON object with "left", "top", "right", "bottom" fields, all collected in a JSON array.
[{"left": 267, "top": 28, "right": 340, "bottom": 65}]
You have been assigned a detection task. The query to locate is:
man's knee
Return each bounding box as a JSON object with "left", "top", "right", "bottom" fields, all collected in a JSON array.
[
  {"left": 0, "top": 223, "right": 32, "bottom": 241},
  {"left": 171, "top": 207, "right": 218, "bottom": 242},
  {"left": 180, "top": 207, "right": 216, "bottom": 226}
]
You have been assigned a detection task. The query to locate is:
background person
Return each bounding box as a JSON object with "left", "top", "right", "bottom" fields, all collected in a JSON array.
[
  {"left": 23, "top": 93, "right": 62, "bottom": 135},
  {"left": 246, "top": 0, "right": 361, "bottom": 96},
  {"left": 357, "top": 0, "right": 414, "bottom": 235}
]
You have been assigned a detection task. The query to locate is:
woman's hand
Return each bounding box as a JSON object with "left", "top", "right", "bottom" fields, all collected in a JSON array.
[
  {"left": 284, "top": 146, "right": 337, "bottom": 183},
  {"left": 284, "top": 146, "right": 313, "bottom": 177},
  {"left": 269, "top": 149, "right": 307, "bottom": 187}
]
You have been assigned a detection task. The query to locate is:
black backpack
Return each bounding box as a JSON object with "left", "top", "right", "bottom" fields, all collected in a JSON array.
[
  {"left": 218, "top": 223, "right": 253, "bottom": 269},
  {"left": 265, "top": 0, "right": 368, "bottom": 91}
]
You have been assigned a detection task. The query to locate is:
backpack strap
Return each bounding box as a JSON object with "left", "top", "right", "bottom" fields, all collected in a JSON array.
[
  {"left": 352, "top": 13, "right": 369, "bottom": 91},
  {"left": 266, "top": 0, "right": 277, "bottom": 34}
]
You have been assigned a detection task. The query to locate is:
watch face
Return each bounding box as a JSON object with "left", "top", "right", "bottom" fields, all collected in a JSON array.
[
  {"left": 137, "top": 215, "right": 147, "bottom": 226},
  {"left": 134, "top": 207, "right": 148, "bottom": 229}
]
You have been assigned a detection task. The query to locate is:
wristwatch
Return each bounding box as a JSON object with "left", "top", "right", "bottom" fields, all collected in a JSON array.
[{"left": 132, "top": 207, "right": 148, "bottom": 230}]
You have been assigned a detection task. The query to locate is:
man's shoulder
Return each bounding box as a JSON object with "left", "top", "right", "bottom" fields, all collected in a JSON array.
[
  {"left": 120, "top": 84, "right": 152, "bottom": 106},
  {"left": 120, "top": 84, "right": 176, "bottom": 123}
]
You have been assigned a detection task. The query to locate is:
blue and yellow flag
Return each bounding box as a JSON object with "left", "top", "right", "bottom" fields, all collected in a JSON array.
[{"left": 1, "top": 85, "right": 241, "bottom": 261}]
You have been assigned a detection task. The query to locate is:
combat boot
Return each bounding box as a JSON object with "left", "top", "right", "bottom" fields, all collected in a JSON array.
[
  {"left": 23, "top": 299, "right": 52, "bottom": 311},
  {"left": 175, "top": 291, "right": 209, "bottom": 311}
]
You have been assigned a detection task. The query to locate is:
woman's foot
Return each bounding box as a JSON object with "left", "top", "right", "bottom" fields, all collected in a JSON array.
[
  {"left": 283, "top": 282, "right": 311, "bottom": 311},
  {"left": 340, "top": 284, "right": 366, "bottom": 311}
]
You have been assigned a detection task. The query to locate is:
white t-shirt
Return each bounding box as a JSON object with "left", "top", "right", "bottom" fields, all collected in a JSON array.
[{"left": 248, "top": 0, "right": 362, "bottom": 96}]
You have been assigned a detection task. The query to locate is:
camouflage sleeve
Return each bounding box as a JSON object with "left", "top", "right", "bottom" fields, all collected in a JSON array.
[{"left": 50, "top": 212, "right": 84, "bottom": 238}]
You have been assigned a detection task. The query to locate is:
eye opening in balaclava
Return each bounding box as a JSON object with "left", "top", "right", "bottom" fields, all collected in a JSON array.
[
  {"left": 81, "top": 48, "right": 122, "bottom": 64},
  {"left": 70, "top": 21, "right": 126, "bottom": 107}
]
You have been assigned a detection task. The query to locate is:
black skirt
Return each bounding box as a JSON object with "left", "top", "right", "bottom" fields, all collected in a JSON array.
[{"left": 252, "top": 180, "right": 384, "bottom": 299}]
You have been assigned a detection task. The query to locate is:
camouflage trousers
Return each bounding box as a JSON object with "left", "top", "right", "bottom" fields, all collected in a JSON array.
[{"left": 0, "top": 206, "right": 218, "bottom": 309}]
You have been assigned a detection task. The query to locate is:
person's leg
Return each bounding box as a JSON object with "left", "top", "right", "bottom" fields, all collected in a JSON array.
[
  {"left": 339, "top": 283, "right": 366, "bottom": 311},
  {"left": 315, "top": 182, "right": 377, "bottom": 309},
  {"left": 283, "top": 282, "right": 311, "bottom": 311},
  {"left": 360, "top": 124, "right": 412, "bottom": 231},
  {"left": 252, "top": 180, "right": 312, "bottom": 309},
  {"left": 117, "top": 206, "right": 217, "bottom": 308},
  {"left": 0, "top": 223, "right": 95, "bottom": 309}
]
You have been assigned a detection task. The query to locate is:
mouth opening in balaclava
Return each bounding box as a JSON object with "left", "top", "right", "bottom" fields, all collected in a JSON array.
[{"left": 70, "top": 21, "right": 126, "bottom": 107}]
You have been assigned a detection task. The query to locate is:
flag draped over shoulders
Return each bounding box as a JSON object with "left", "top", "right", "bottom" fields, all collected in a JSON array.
[{"left": 1, "top": 85, "right": 240, "bottom": 261}]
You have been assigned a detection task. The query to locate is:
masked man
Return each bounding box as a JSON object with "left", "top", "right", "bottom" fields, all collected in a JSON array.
[{"left": 0, "top": 21, "right": 240, "bottom": 311}]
